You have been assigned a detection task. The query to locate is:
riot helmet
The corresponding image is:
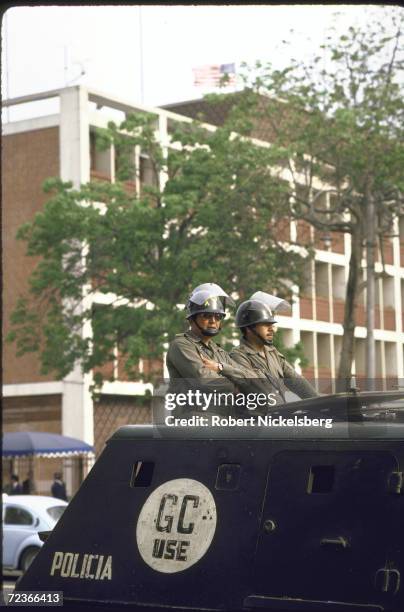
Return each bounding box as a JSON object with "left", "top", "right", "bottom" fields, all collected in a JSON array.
[
  {"left": 235, "top": 294, "right": 282, "bottom": 346},
  {"left": 186, "top": 283, "right": 235, "bottom": 336},
  {"left": 235, "top": 300, "right": 277, "bottom": 328}
]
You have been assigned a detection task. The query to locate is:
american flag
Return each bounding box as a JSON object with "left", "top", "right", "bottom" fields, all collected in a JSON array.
[{"left": 192, "top": 63, "right": 236, "bottom": 87}]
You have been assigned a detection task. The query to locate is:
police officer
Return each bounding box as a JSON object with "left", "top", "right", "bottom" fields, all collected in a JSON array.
[
  {"left": 166, "top": 283, "right": 251, "bottom": 391},
  {"left": 230, "top": 292, "right": 318, "bottom": 404}
]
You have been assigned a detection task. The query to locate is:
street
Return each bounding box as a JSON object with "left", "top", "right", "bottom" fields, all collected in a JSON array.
[{"left": 1, "top": 572, "right": 19, "bottom": 606}]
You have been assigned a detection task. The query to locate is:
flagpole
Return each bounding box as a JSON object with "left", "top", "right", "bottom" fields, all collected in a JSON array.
[
  {"left": 64, "top": 46, "right": 69, "bottom": 86},
  {"left": 4, "top": 11, "right": 10, "bottom": 122},
  {"left": 138, "top": 6, "right": 144, "bottom": 104}
]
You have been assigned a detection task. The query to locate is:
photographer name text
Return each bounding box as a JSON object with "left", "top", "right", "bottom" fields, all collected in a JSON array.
[{"left": 165, "top": 414, "right": 333, "bottom": 429}]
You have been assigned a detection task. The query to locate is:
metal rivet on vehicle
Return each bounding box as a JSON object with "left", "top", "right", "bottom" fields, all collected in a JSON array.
[{"left": 263, "top": 519, "right": 276, "bottom": 533}]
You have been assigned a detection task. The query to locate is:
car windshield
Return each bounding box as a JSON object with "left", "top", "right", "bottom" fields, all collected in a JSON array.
[{"left": 47, "top": 506, "right": 66, "bottom": 522}]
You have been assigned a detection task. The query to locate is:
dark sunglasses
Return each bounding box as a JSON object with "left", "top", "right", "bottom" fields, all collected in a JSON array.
[{"left": 199, "top": 313, "right": 225, "bottom": 321}]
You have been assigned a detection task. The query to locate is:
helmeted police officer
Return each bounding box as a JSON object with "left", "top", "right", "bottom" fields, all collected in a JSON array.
[
  {"left": 230, "top": 292, "right": 318, "bottom": 403},
  {"left": 166, "top": 283, "right": 249, "bottom": 390}
]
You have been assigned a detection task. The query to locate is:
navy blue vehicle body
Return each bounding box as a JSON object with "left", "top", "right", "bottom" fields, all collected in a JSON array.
[{"left": 15, "top": 391, "right": 404, "bottom": 611}]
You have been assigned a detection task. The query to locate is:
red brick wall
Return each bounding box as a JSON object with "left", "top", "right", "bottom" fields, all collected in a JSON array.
[
  {"left": 384, "top": 308, "right": 396, "bottom": 331},
  {"left": 376, "top": 240, "right": 394, "bottom": 265},
  {"left": 3, "top": 394, "right": 62, "bottom": 431},
  {"left": 355, "top": 304, "right": 366, "bottom": 326},
  {"left": 301, "top": 367, "right": 315, "bottom": 380},
  {"left": 276, "top": 218, "right": 291, "bottom": 242},
  {"left": 332, "top": 299, "right": 345, "bottom": 323},
  {"left": 3, "top": 127, "right": 60, "bottom": 384},
  {"left": 300, "top": 296, "right": 313, "bottom": 319},
  {"left": 296, "top": 220, "right": 312, "bottom": 245},
  {"left": 330, "top": 231, "right": 345, "bottom": 254},
  {"left": 316, "top": 297, "right": 330, "bottom": 322}
]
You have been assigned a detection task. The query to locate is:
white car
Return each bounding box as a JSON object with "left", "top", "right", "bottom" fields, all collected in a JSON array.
[{"left": 2, "top": 494, "right": 67, "bottom": 573}]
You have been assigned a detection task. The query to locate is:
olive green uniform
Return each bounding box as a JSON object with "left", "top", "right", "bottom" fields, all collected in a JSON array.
[
  {"left": 230, "top": 338, "right": 318, "bottom": 405},
  {"left": 167, "top": 331, "right": 254, "bottom": 392},
  {"left": 166, "top": 331, "right": 270, "bottom": 416}
]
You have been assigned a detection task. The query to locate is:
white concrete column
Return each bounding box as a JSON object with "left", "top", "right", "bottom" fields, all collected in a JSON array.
[
  {"left": 59, "top": 86, "right": 93, "bottom": 445},
  {"left": 396, "top": 340, "right": 404, "bottom": 380},
  {"left": 291, "top": 284, "right": 300, "bottom": 343},
  {"left": 390, "top": 217, "right": 404, "bottom": 379},
  {"left": 290, "top": 284, "right": 301, "bottom": 373},
  {"left": 158, "top": 114, "right": 169, "bottom": 191},
  {"left": 59, "top": 86, "right": 90, "bottom": 186},
  {"left": 313, "top": 332, "right": 319, "bottom": 383}
]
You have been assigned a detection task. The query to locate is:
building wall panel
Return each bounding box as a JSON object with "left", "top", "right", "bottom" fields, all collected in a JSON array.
[
  {"left": 93, "top": 396, "right": 151, "bottom": 457},
  {"left": 2, "top": 394, "right": 64, "bottom": 497},
  {"left": 3, "top": 128, "right": 59, "bottom": 384}
]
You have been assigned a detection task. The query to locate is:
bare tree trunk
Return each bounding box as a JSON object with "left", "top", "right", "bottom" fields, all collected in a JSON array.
[
  {"left": 365, "top": 190, "right": 376, "bottom": 388},
  {"left": 337, "top": 228, "right": 362, "bottom": 389}
]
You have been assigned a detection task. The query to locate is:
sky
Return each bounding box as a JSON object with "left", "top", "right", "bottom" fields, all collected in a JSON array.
[{"left": 1, "top": 4, "right": 398, "bottom": 121}]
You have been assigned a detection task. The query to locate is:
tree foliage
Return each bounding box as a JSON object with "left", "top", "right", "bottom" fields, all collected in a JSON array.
[
  {"left": 222, "top": 7, "right": 404, "bottom": 382},
  {"left": 8, "top": 110, "right": 306, "bottom": 385}
]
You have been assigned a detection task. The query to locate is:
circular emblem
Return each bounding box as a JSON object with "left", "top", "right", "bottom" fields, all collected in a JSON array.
[{"left": 136, "top": 478, "right": 217, "bottom": 573}]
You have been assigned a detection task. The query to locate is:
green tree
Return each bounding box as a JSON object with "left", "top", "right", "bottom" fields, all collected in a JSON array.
[
  {"left": 225, "top": 8, "right": 404, "bottom": 385},
  {"left": 7, "top": 111, "right": 306, "bottom": 386}
]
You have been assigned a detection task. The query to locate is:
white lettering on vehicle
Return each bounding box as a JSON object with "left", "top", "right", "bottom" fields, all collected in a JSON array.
[
  {"left": 136, "top": 478, "right": 217, "bottom": 573},
  {"left": 50, "top": 551, "right": 112, "bottom": 580}
]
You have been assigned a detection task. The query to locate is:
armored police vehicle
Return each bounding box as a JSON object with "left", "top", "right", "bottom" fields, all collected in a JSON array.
[{"left": 14, "top": 389, "right": 404, "bottom": 611}]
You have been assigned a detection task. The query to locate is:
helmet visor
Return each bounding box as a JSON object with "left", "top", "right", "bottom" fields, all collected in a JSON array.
[
  {"left": 250, "top": 291, "right": 291, "bottom": 313},
  {"left": 189, "top": 286, "right": 235, "bottom": 307},
  {"left": 186, "top": 296, "right": 228, "bottom": 319}
]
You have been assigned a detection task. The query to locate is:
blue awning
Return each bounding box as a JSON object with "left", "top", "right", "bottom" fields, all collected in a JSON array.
[{"left": 3, "top": 431, "right": 94, "bottom": 458}]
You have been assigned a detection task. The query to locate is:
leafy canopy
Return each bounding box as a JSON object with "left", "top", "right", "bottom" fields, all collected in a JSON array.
[
  {"left": 213, "top": 7, "right": 404, "bottom": 380},
  {"left": 8, "top": 110, "right": 306, "bottom": 384}
]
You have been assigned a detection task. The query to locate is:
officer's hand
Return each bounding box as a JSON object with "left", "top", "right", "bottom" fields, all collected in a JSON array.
[{"left": 201, "top": 357, "right": 220, "bottom": 373}]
